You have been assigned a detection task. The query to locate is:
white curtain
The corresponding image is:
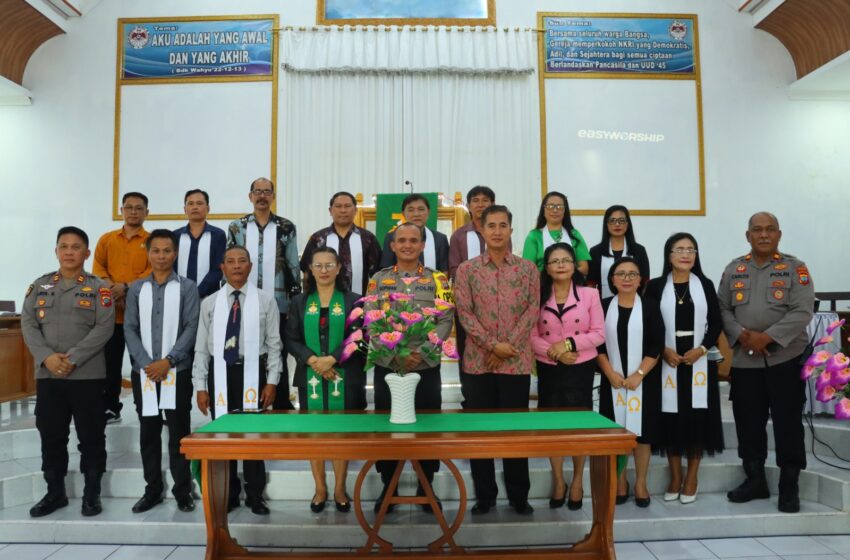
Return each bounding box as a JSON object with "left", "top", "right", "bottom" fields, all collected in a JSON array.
[
  {"left": 281, "top": 26, "right": 535, "bottom": 75},
  {"left": 279, "top": 27, "right": 540, "bottom": 251}
]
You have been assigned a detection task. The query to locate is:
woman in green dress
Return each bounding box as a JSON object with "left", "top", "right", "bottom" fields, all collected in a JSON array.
[{"left": 522, "top": 191, "right": 590, "bottom": 275}]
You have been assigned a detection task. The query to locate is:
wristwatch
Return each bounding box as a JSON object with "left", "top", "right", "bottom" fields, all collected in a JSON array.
[{"left": 166, "top": 354, "right": 177, "bottom": 368}]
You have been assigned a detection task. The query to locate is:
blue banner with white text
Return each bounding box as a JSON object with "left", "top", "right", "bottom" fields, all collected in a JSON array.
[
  {"left": 542, "top": 15, "right": 696, "bottom": 76},
  {"left": 121, "top": 18, "right": 274, "bottom": 80}
]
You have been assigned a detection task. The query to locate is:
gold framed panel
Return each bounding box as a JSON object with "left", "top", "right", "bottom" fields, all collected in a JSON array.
[
  {"left": 537, "top": 12, "right": 705, "bottom": 216},
  {"left": 317, "top": 0, "right": 495, "bottom": 27},
  {"left": 112, "top": 14, "right": 280, "bottom": 221}
]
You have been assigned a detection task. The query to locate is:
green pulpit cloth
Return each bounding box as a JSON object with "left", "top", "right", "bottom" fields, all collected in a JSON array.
[
  {"left": 375, "top": 192, "right": 439, "bottom": 242},
  {"left": 190, "top": 411, "right": 629, "bottom": 489}
]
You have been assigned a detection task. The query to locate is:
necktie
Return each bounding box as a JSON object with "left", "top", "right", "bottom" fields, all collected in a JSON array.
[{"left": 224, "top": 290, "right": 241, "bottom": 365}]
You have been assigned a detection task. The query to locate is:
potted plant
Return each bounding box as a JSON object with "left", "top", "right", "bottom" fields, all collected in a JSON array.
[{"left": 340, "top": 291, "right": 458, "bottom": 424}]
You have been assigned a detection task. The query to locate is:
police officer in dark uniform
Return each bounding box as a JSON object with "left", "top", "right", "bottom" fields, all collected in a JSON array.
[
  {"left": 21, "top": 226, "right": 115, "bottom": 517},
  {"left": 718, "top": 212, "right": 814, "bottom": 513},
  {"left": 364, "top": 222, "right": 454, "bottom": 513}
]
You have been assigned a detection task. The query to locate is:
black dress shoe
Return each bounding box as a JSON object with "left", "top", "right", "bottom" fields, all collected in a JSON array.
[
  {"left": 635, "top": 495, "right": 651, "bottom": 508},
  {"left": 310, "top": 494, "right": 327, "bottom": 513},
  {"left": 615, "top": 482, "right": 630, "bottom": 505},
  {"left": 176, "top": 495, "right": 195, "bottom": 512},
  {"left": 29, "top": 493, "right": 69, "bottom": 518},
  {"left": 335, "top": 493, "right": 351, "bottom": 513},
  {"left": 81, "top": 496, "right": 102, "bottom": 517},
  {"left": 471, "top": 499, "right": 496, "bottom": 514},
  {"left": 549, "top": 487, "right": 568, "bottom": 509},
  {"left": 374, "top": 485, "right": 397, "bottom": 513},
  {"left": 567, "top": 497, "right": 583, "bottom": 511},
  {"left": 227, "top": 497, "right": 240, "bottom": 513},
  {"left": 132, "top": 495, "right": 164, "bottom": 513},
  {"left": 509, "top": 499, "right": 534, "bottom": 515},
  {"left": 246, "top": 497, "right": 270, "bottom": 515}
]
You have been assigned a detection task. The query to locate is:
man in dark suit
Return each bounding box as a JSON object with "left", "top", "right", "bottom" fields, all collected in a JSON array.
[{"left": 379, "top": 194, "right": 449, "bottom": 274}]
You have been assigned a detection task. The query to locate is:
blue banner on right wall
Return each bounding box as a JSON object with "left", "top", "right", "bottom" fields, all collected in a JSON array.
[{"left": 542, "top": 15, "right": 697, "bottom": 76}]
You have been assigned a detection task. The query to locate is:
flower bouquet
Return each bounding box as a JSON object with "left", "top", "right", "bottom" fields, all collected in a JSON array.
[
  {"left": 801, "top": 318, "right": 850, "bottom": 420},
  {"left": 339, "top": 287, "right": 457, "bottom": 423}
]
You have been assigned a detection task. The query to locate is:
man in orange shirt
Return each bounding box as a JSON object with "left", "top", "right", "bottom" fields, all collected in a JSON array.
[{"left": 93, "top": 192, "right": 152, "bottom": 423}]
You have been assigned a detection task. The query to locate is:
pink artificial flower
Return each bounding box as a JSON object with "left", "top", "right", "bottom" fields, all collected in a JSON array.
[
  {"left": 389, "top": 292, "right": 414, "bottom": 302},
  {"left": 800, "top": 365, "right": 817, "bottom": 380},
  {"left": 340, "top": 341, "right": 359, "bottom": 363},
  {"left": 826, "top": 352, "right": 850, "bottom": 372},
  {"left": 355, "top": 295, "right": 380, "bottom": 305},
  {"left": 816, "top": 384, "right": 837, "bottom": 403},
  {"left": 345, "top": 306, "right": 364, "bottom": 328},
  {"left": 826, "top": 318, "right": 846, "bottom": 335},
  {"left": 442, "top": 338, "right": 460, "bottom": 359},
  {"left": 428, "top": 331, "right": 443, "bottom": 347},
  {"left": 806, "top": 351, "right": 832, "bottom": 368},
  {"left": 422, "top": 307, "right": 443, "bottom": 317},
  {"left": 434, "top": 297, "right": 455, "bottom": 310},
  {"left": 831, "top": 367, "right": 850, "bottom": 389},
  {"left": 399, "top": 311, "right": 424, "bottom": 326},
  {"left": 815, "top": 335, "right": 834, "bottom": 347},
  {"left": 815, "top": 371, "right": 834, "bottom": 392},
  {"left": 363, "top": 309, "right": 386, "bottom": 326},
  {"left": 378, "top": 331, "right": 403, "bottom": 350},
  {"left": 343, "top": 329, "right": 363, "bottom": 345},
  {"left": 835, "top": 398, "right": 850, "bottom": 420},
  {"left": 400, "top": 276, "right": 420, "bottom": 286}
]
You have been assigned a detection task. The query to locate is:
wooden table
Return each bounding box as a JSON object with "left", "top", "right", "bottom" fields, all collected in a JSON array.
[
  {"left": 181, "top": 410, "right": 636, "bottom": 560},
  {"left": 0, "top": 317, "right": 35, "bottom": 403}
]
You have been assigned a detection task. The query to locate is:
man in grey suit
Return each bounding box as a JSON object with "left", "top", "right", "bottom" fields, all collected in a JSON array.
[{"left": 379, "top": 194, "right": 449, "bottom": 274}]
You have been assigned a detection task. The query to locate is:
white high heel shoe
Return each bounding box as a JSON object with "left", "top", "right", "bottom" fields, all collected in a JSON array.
[
  {"left": 679, "top": 485, "right": 698, "bottom": 504},
  {"left": 663, "top": 491, "right": 680, "bottom": 502}
]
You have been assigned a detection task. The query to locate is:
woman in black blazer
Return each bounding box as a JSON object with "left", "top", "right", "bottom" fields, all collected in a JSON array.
[
  {"left": 286, "top": 247, "right": 366, "bottom": 514},
  {"left": 588, "top": 205, "right": 650, "bottom": 298}
]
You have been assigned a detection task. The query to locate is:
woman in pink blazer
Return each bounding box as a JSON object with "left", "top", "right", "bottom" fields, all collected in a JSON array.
[{"left": 531, "top": 242, "right": 605, "bottom": 510}]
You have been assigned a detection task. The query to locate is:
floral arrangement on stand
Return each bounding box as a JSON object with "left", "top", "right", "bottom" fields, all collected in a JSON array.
[
  {"left": 801, "top": 318, "right": 850, "bottom": 419},
  {"left": 339, "top": 290, "right": 458, "bottom": 373}
]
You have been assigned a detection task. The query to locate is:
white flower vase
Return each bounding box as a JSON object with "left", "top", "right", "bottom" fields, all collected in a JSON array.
[{"left": 385, "top": 372, "right": 420, "bottom": 424}]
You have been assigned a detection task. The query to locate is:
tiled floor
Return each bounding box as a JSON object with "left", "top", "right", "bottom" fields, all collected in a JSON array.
[{"left": 0, "top": 537, "right": 849, "bottom": 559}]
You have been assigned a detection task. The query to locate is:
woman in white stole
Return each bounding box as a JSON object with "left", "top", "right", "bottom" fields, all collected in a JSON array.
[
  {"left": 587, "top": 205, "right": 651, "bottom": 299},
  {"left": 285, "top": 247, "right": 366, "bottom": 514},
  {"left": 522, "top": 191, "right": 591, "bottom": 275},
  {"left": 645, "top": 234, "right": 724, "bottom": 504},
  {"left": 597, "top": 257, "right": 663, "bottom": 508}
]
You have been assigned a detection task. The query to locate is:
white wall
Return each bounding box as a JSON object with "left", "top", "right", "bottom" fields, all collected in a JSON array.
[{"left": 1, "top": 0, "right": 849, "bottom": 308}]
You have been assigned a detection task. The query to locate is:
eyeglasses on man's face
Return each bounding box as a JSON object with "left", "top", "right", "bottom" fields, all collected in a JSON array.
[
  {"left": 251, "top": 189, "right": 274, "bottom": 197},
  {"left": 613, "top": 271, "right": 640, "bottom": 280}
]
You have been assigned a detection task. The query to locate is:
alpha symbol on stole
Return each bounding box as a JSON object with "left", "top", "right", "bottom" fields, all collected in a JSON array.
[
  {"left": 664, "top": 375, "right": 676, "bottom": 389},
  {"left": 615, "top": 392, "right": 627, "bottom": 407},
  {"left": 217, "top": 392, "right": 226, "bottom": 406},
  {"left": 143, "top": 378, "right": 155, "bottom": 391}
]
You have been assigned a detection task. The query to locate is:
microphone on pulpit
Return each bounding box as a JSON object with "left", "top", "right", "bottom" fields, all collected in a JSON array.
[{"left": 404, "top": 180, "right": 413, "bottom": 193}]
